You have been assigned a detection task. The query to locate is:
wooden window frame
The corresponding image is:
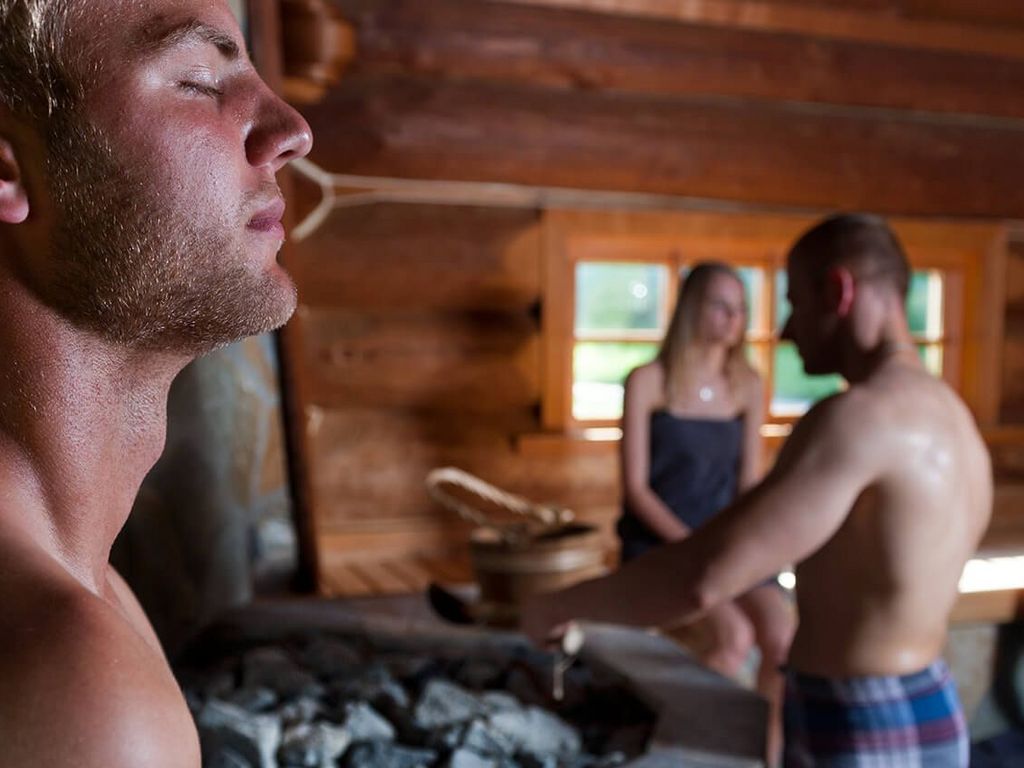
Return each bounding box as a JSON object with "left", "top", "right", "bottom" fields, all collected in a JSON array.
[{"left": 541, "top": 208, "right": 1007, "bottom": 439}]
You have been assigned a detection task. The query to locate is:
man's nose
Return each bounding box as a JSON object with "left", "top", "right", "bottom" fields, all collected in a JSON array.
[
  {"left": 780, "top": 316, "right": 794, "bottom": 342},
  {"left": 246, "top": 94, "right": 314, "bottom": 172}
]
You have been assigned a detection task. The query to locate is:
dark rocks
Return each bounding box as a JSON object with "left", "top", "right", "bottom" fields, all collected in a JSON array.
[
  {"left": 243, "top": 647, "right": 323, "bottom": 701},
  {"left": 445, "top": 748, "right": 517, "bottom": 768},
  {"left": 207, "top": 748, "right": 255, "bottom": 768},
  {"left": 414, "top": 679, "right": 487, "bottom": 730},
  {"left": 503, "top": 667, "right": 549, "bottom": 708},
  {"left": 480, "top": 692, "right": 520, "bottom": 715},
  {"left": 461, "top": 719, "right": 516, "bottom": 758},
  {"left": 330, "top": 662, "right": 410, "bottom": 710},
  {"left": 227, "top": 686, "right": 279, "bottom": 713},
  {"left": 179, "top": 630, "right": 653, "bottom": 768},
  {"left": 337, "top": 700, "right": 396, "bottom": 742},
  {"left": 277, "top": 696, "right": 321, "bottom": 728},
  {"left": 277, "top": 722, "right": 350, "bottom": 768},
  {"left": 343, "top": 741, "right": 438, "bottom": 768},
  {"left": 488, "top": 707, "right": 582, "bottom": 764},
  {"left": 203, "top": 669, "right": 239, "bottom": 701},
  {"left": 198, "top": 699, "right": 282, "bottom": 768},
  {"left": 299, "top": 636, "right": 362, "bottom": 679},
  {"left": 452, "top": 658, "right": 506, "bottom": 690}
]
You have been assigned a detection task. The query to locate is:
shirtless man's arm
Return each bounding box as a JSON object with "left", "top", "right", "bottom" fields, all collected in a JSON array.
[{"left": 522, "top": 390, "right": 877, "bottom": 641}]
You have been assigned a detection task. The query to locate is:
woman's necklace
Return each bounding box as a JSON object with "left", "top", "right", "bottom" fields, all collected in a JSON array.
[{"left": 698, "top": 385, "right": 714, "bottom": 403}]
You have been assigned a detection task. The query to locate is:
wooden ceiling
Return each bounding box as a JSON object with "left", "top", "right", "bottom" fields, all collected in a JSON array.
[
  {"left": 494, "top": 0, "right": 1024, "bottom": 52},
  {"left": 279, "top": 0, "right": 1024, "bottom": 219}
]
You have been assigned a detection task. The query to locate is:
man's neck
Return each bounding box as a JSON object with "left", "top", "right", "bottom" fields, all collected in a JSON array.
[
  {"left": 843, "top": 331, "right": 923, "bottom": 384},
  {"left": 0, "top": 277, "right": 189, "bottom": 594}
]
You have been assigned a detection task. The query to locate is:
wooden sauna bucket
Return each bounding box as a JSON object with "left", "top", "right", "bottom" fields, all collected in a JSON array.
[
  {"left": 426, "top": 468, "right": 606, "bottom": 624},
  {"left": 469, "top": 522, "right": 606, "bottom": 607}
]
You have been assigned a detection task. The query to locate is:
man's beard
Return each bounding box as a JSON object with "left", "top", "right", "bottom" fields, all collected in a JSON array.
[{"left": 41, "top": 115, "right": 296, "bottom": 355}]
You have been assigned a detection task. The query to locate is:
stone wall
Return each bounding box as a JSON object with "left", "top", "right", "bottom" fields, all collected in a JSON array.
[{"left": 112, "top": 335, "right": 297, "bottom": 656}]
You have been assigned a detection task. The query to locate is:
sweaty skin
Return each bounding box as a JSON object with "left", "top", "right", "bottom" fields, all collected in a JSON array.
[
  {"left": 784, "top": 361, "right": 990, "bottom": 676},
  {"left": 0, "top": 0, "right": 312, "bottom": 765},
  {"left": 522, "top": 257, "right": 992, "bottom": 682}
]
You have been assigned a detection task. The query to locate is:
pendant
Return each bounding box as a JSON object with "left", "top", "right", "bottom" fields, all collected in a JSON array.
[{"left": 698, "top": 386, "right": 714, "bottom": 402}]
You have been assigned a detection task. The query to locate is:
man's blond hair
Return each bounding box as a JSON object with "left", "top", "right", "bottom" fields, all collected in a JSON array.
[{"left": 0, "top": 0, "right": 73, "bottom": 120}]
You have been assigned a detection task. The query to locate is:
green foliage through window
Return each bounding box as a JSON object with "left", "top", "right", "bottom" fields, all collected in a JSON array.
[
  {"left": 571, "top": 261, "right": 945, "bottom": 421},
  {"left": 575, "top": 263, "right": 667, "bottom": 334},
  {"left": 573, "top": 342, "right": 659, "bottom": 421}
]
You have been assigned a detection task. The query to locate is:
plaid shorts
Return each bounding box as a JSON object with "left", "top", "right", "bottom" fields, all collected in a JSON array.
[{"left": 783, "top": 659, "right": 968, "bottom": 767}]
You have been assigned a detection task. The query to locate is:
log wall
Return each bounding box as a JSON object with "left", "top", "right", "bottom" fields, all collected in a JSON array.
[{"left": 271, "top": 0, "right": 1024, "bottom": 593}]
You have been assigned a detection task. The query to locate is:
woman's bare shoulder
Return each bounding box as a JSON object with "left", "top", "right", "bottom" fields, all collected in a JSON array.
[
  {"left": 735, "top": 363, "right": 764, "bottom": 391},
  {"left": 626, "top": 360, "right": 664, "bottom": 390}
]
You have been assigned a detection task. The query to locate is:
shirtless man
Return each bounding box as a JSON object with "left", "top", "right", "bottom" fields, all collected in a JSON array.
[
  {"left": 0, "top": 0, "right": 311, "bottom": 765},
  {"left": 523, "top": 214, "right": 992, "bottom": 767}
]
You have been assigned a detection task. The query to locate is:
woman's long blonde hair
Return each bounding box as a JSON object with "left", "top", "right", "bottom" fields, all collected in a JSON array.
[{"left": 658, "top": 261, "right": 754, "bottom": 404}]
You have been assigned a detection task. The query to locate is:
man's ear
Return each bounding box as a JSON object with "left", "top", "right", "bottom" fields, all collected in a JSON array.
[
  {"left": 826, "top": 266, "right": 855, "bottom": 318},
  {"left": 0, "top": 135, "right": 30, "bottom": 224}
]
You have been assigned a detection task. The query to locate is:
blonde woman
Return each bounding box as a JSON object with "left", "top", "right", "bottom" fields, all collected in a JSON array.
[{"left": 617, "top": 262, "right": 794, "bottom": 761}]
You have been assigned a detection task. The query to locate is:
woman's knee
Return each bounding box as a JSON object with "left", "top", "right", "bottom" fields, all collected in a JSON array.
[
  {"left": 755, "top": 611, "right": 795, "bottom": 666},
  {"left": 744, "top": 590, "right": 796, "bottom": 666},
  {"left": 709, "top": 608, "right": 755, "bottom": 666}
]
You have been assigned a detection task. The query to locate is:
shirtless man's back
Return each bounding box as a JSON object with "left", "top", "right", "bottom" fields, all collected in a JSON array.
[
  {"left": 523, "top": 214, "right": 992, "bottom": 767},
  {"left": 789, "top": 362, "right": 990, "bottom": 678},
  {"left": 0, "top": 0, "right": 312, "bottom": 764}
]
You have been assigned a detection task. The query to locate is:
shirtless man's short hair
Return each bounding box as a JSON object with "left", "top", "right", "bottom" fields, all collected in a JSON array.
[
  {"left": 789, "top": 213, "right": 910, "bottom": 300},
  {"left": 523, "top": 213, "right": 993, "bottom": 767},
  {"left": 0, "top": 1, "right": 311, "bottom": 765}
]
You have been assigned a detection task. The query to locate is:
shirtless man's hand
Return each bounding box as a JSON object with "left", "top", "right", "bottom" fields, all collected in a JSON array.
[{"left": 0, "top": 0, "right": 312, "bottom": 764}]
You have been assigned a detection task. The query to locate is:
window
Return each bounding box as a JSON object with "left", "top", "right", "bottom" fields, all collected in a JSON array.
[
  {"left": 542, "top": 210, "right": 1003, "bottom": 437},
  {"left": 572, "top": 261, "right": 948, "bottom": 422},
  {"left": 573, "top": 262, "right": 666, "bottom": 420}
]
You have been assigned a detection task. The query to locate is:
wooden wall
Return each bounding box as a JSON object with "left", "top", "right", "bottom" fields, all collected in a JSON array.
[
  {"left": 269, "top": 0, "right": 1024, "bottom": 593},
  {"left": 283, "top": 202, "right": 618, "bottom": 594}
]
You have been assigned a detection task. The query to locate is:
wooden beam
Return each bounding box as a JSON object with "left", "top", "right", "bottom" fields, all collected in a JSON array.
[
  {"left": 901, "top": 0, "right": 1024, "bottom": 29},
  {"left": 334, "top": 0, "right": 1024, "bottom": 118},
  {"left": 281, "top": 0, "right": 357, "bottom": 103},
  {"left": 493, "top": 0, "right": 1024, "bottom": 59},
  {"left": 302, "top": 74, "right": 1024, "bottom": 218},
  {"left": 290, "top": 203, "right": 542, "bottom": 310},
  {"left": 301, "top": 308, "right": 541, "bottom": 411}
]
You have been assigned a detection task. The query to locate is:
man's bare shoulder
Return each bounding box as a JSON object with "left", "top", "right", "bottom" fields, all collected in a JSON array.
[
  {"left": 791, "top": 363, "right": 990, "bottom": 519},
  {"left": 0, "top": 563, "right": 199, "bottom": 767},
  {"left": 860, "top": 362, "right": 986, "bottom": 457},
  {"left": 784, "top": 388, "right": 881, "bottom": 456},
  {"left": 796, "top": 365, "right": 956, "bottom": 445}
]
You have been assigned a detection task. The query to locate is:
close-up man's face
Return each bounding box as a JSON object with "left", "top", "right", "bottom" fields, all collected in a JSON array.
[{"left": 33, "top": 0, "right": 312, "bottom": 354}]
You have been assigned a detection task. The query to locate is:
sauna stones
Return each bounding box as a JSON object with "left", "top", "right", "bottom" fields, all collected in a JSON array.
[{"left": 182, "top": 632, "right": 647, "bottom": 768}]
